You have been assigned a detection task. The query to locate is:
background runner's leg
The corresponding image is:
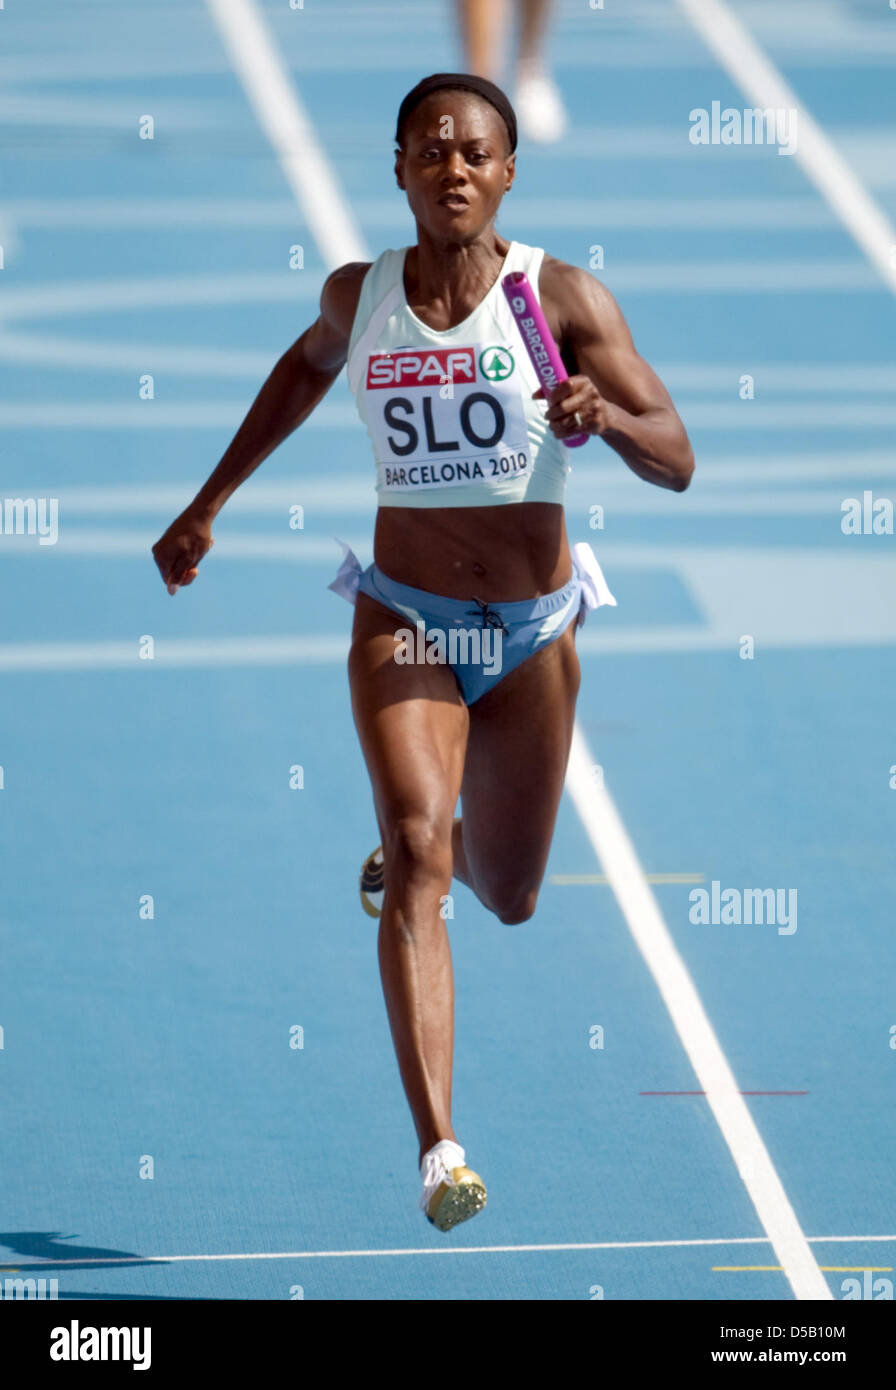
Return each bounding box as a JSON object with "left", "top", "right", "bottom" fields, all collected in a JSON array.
[{"left": 457, "top": 0, "right": 509, "bottom": 80}]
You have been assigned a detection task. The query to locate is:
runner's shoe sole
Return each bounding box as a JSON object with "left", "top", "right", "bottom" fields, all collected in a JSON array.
[
  {"left": 360, "top": 846, "right": 384, "bottom": 919},
  {"left": 424, "top": 1167, "right": 488, "bottom": 1232}
]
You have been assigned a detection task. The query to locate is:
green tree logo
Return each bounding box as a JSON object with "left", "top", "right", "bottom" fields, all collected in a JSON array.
[{"left": 479, "top": 346, "right": 514, "bottom": 381}]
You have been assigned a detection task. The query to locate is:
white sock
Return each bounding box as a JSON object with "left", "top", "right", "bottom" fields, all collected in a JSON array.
[
  {"left": 422, "top": 1139, "right": 465, "bottom": 1171},
  {"left": 419, "top": 1141, "right": 468, "bottom": 1211}
]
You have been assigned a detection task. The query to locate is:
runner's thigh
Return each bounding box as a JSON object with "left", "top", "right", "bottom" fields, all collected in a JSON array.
[
  {"left": 459, "top": 623, "right": 581, "bottom": 906},
  {"left": 348, "top": 593, "right": 470, "bottom": 850}
]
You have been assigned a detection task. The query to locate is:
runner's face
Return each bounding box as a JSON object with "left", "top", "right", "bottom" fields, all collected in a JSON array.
[{"left": 396, "top": 93, "right": 514, "bottom": 241}]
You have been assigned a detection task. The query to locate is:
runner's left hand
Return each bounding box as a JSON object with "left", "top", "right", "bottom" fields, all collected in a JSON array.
[{"left": 534, "top": 376, "right": 609, "bottom": 439}]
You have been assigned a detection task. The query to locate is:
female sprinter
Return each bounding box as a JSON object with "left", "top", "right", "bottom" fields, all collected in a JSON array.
[{"left": 152, "top": 73, "right": 694, "bottom": 1233}]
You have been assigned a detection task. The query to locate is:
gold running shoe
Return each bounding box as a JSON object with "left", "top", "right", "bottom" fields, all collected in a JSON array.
[
  {"left": 420, "top": 1140, "right": 487, "bottom": 1232},
  {"left": 360, "top": 846, "right": 384, "bottom": 919}
]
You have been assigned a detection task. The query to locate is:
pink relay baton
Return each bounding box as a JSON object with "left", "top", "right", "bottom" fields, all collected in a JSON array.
[{"left": 501, "top": 270, "right": 589, "bottom": 447}]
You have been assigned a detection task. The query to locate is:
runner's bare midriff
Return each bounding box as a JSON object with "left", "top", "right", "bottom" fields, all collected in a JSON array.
[{"left": 373, "top": 501, "right": 572, "bottom": 601}]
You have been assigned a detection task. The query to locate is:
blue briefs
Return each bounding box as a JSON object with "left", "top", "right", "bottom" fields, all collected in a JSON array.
[{"left": 328, "top": 540, "right": 617, "bottom": 706}]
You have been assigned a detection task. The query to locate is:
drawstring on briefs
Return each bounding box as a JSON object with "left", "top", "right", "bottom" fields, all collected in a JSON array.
[{"left": 466, "top": 596, "right": 510, "bottom": 636}]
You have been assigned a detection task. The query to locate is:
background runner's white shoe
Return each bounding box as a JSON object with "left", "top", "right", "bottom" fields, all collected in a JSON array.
[
  {"left": 420, "top": 1139, "right": 488, "bottom": 1232},
  {"left": 360, "top": 846, "right": 384, "bottom": 918},
  {"left": 515, "top": 64, "right": 569, "bottom": 143}
]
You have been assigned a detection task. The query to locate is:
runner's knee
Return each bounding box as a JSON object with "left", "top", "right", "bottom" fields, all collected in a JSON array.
[
  {"left": 383, "top": 813, "right": 453, "bottom": 883},
  {"left": 492, "top": 885, "right": 539, "bottom": 926}
]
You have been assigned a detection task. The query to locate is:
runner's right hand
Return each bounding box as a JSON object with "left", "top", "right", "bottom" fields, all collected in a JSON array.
[{"left": 152, "top": 508, "right": 215, "bottom": 595}]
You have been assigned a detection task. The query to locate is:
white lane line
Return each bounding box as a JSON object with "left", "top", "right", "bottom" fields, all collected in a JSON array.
[
  {"left": 599, "top": 262, "right": 877, "bottom": 292},
  {"left": 204, "top": 0, "right": 367, "bottom": 270},
  {"left": 0, "top": 533, "right": 372, "bottom": 561},
  {"left": 0, "top": 263, "right": 875, "bottom": 328},
  {"left": 206, "top": 0, "right": 831, "bottom": 1304},
  {"left": 0, "top": 331, "right": 274, "bottom": 377},
  {"left": 0, "top": 93, "right": 231, "bottom": 128},
  {"left": 658, "top": 366, "right": 896, "bottom": 394},
  {"left": 0, "top": 489, "right": 889, "bottom": 532},
  {"left": 642, "top": 404, "right": 896, "bottom": 427},
  {"left": 0, "top": 635, "right": 351, "bottom": 673},
  {"left": 6, "top": 402, "right": 896, "bottom": 430},
  {"left": 565, "top": 726, "right": 831, "bottom": 1302},
  {"left": 6, "top": 1234, "right": 895, "bottom": 1267},
  {"left": 5, "top": 33, "right": 896, "bottom": 89},
  {"left": 0, "top": 271, "right": 315, "bottom": 321},
  {"left": 676, "top": 0, "right": 896, "bottom": 298},
  {"left": 5, "top": 622, "right": 896, "bottom": 673},
  {"left": 1, "top": 451, "right": 892, "bottom": 513},
  {"left": 0, "top": 403, "right": 359, "bottom": 429},
  {"left": 8, "top": 335, "right": 893, "bottom": 389},
  {"left": 0, "top": 494, "right": 862, "bottom": 523},
  {"left": 0, "top": 195, "right": 836, "bottom": 231}
]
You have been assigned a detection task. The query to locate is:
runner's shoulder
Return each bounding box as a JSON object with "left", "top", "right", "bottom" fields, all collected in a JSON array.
[
  {"left": 320, "top": 261, "right": 372, "bottom": 338},
  {"left": 539, "top": 254, "right": 616, "bottom": 325}
]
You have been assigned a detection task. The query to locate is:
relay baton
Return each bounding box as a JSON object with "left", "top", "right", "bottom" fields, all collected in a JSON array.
[{"left": 501, "top": 270, "right": 589, "bottom": 448}]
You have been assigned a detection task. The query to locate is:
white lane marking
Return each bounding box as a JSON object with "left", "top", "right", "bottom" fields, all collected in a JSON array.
[
  {"left": 0, "top": 271, "right": 316, "bottom": 321},
  {"left": 619, "top": 404, "right": 896, "bottom": 427},
  {"left": 1, "top": 198, "right": 303, "bottom": 227},
  {"left": 657, "top": 366, "right": 896, "bottom": 394},
  {"left": 0, "top": 194, "right": 835, "bottom": 229},
  {"left": 676, "top": 0, "right": 896, "bottom": 298},
  {"left": 1, "top": 451, "right": 893, "bottom": 515},
  {"left": 204, "top": 0, "right": 366, "bottom": 270},
  {"left": 6, "top": 330, "right": 896, "bottom": 404},
  {"left": 0, "top": 263, "right": 879, "bottom": 330},
  {"left": 0, "top": 491, "right": 861, "bottom": 524},
  {"left": 0, "top": 533, "right": 372, "bottom": 561},
  {"left": 0, "top": 92, "right": 232, "bottom": 128},
  {"left": 565, "top": 726, "right": 831, "bottom": 1302},
  {"left": 600, "top": 262, "right": 878, "bottom": 292},
  {"left": 574, "top": 626, "right": 896, "bottom": 655},
  {"left": 5, "top": 1234, "right": 895, "bottom": 1267},
  {"left": 0, "top": 195, "right": 837, "bottom": 231},
  {"left": 204, "top": 0, "right": 832, "bottom": 1303},
  {"left": 0, "top": 331, "right": 274, "bottom": 377},
  {"left": 5, "top": 402, "right": 896, "bottom": 430},
  {"left": 6, "top": 22, "right": 896, "bottom": 90},
  {"left": 0, "top": 636, "right": 351, "bottom": 673},
  {"left": 5, "top": 620, "right": 896, "bottom": 672},
  {"left": 0, "top": 403, "right": 358, "bottom": 429}
]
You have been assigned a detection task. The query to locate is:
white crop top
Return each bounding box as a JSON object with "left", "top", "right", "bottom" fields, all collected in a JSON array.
[{"left": 345, "top": 240, "right": 573, "bottom": 507}]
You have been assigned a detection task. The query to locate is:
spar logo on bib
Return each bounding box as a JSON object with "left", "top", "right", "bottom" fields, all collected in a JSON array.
[
  {"left": 366, "top": 347, "right": 476, "bottom": 389},
  {"left": 365, "top": 344, "right": 530, "bottom": 492}
]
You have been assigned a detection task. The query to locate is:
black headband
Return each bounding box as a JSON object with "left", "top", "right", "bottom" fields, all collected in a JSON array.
[{"left": 395, "top": 73, "right": 517, "bottom": 154}]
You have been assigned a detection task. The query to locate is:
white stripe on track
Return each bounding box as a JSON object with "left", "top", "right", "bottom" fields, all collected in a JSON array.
[
  {"left": 204, "top": 0, "right": 367, "bottom": 269},
  {"left": 565, "top": 726, "right": 831, "bottom": 1301},
  {"left": 5, "top": 400, "right": 896, "bottom": 431},
  {"left": 205, "top": 0, "right": 832, "bottom": 1303},
  {"left": 676, "top": 0, "right": 896, "bottom": 298},
  {"left": 0, "top": 635, "right": 350, "bottom": 673},
  {"left": 5, "top": 1234, "right": 896, "bottom": 1267}
]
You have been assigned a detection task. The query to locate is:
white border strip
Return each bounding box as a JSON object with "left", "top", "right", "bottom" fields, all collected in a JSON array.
[
  {"left": 566, "top": 727, "right": 830, "bottom": 1301},
  {"left": 676, "top": 0, "right": 896, "bottom": 298},
  {"left": 204, "top": 0, "right": 830, "bottom": 1301}
]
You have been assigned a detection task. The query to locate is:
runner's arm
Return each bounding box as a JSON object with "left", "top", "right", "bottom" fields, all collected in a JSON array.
[
  {"left": 189, "top": 261, "right": 368, "bottom": 520},
  {"left": 151, "top": 262, "right": 368, "bottom": 592},
  {"left": 543, "top": 262, "right": 695, "bottom": 492}
]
